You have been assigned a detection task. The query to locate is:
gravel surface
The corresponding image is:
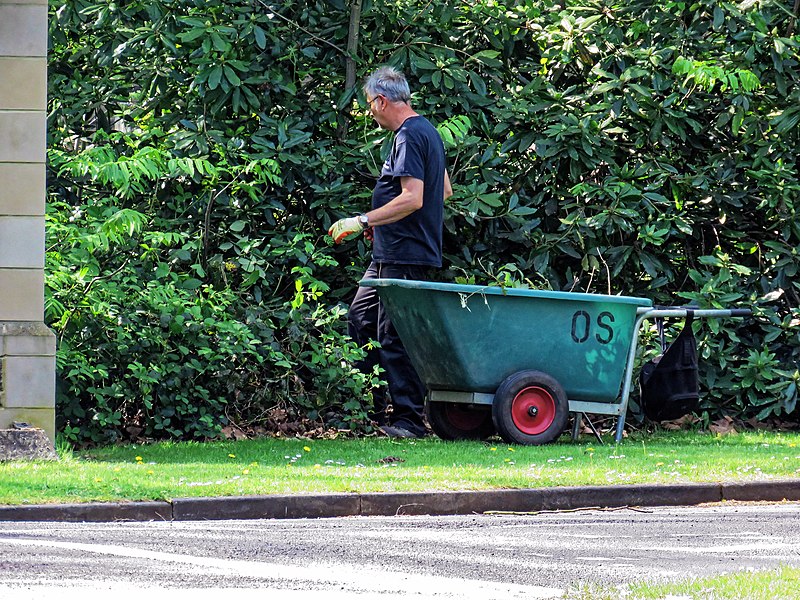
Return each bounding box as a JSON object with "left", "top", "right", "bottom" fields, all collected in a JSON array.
[{"left": 2, "top": 502, "right": 800, "bottom": 598}]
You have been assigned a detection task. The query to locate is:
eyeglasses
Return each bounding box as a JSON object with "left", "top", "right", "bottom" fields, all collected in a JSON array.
[{"left": 366, "top": 95, "right": 383, "bottom": 109}]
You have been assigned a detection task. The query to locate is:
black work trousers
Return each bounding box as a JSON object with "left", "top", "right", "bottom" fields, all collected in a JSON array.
[{"left": 348, "top": 262, "right": 431, "bottom": 436}]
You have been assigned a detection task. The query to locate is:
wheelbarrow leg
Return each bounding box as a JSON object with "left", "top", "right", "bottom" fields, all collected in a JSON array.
[
  {"left": 583, "top": 413, "right": 603, "bottom": 445},
  {"left": 614, "top": 313, "right": 649, "bottom": 443},
  {"left": 570, "top": 412, "right": 581, "bottom": 441},
  {"left": 571, "top": 412, "right": 604, "bottom": 445}
]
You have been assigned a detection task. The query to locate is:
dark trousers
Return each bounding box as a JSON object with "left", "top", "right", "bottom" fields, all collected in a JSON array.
[{"left": 348, "top": 262, "right": 430, "bottom": 436}]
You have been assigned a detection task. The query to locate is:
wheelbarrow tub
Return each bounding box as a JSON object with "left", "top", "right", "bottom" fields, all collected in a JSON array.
[{"left": 360, "top": 279, "right": 653, "bottom": 405}]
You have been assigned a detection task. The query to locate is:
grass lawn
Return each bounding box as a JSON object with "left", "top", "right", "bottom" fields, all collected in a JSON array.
[
  {"left": 2, "top": 430, "right": 799, "bottom": 505},
  {"left": 565, "top": 564, "right": 800, "bottom": 599}
]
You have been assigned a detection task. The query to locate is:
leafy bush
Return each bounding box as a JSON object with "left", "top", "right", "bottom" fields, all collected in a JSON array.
[{"left": 47, "top": 0, "right": 799, "bottom": 443}]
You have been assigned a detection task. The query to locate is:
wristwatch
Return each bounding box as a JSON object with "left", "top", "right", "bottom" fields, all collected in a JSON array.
[{"left": 358, "top": 214, "right": 369, "bottom": 227}]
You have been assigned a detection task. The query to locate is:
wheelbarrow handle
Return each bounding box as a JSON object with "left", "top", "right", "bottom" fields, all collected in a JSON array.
[{"left": 637, "top": 307, "right": 752, "bottom": 319}]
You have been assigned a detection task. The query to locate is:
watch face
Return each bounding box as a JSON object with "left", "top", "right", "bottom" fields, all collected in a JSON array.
[{"left": 359, "top": 215, "right": 369, "bottom": 226}]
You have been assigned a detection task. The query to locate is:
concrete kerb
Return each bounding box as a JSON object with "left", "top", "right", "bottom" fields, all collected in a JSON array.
[
  {"left": 2, "top": 481, "right": 800, "bottom": 522},
  {"left": 0, "top": 501, "right": 172, "bottom": 522},
  {"left": 721, "top": 479, "right": 800, "bottom": 502},
  {"left": 172, "top": 494, "right": 361, "bottom": 521}
]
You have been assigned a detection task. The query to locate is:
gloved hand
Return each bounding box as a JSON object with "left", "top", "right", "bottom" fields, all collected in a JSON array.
[{"left": 328, "top": 216, "right": 364, "bottom": 244}]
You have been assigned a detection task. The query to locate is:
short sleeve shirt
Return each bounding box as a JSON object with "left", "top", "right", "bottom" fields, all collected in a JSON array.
[{"left": 371, "top": 116, "right": 446, "bottom": 267}]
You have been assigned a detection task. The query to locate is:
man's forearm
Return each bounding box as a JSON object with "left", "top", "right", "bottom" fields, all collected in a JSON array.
[
  {"left": 365, "top": 190, "right": 422, "bottom": 226},
  {"left": 366, "top": 176, "right": 425, "bottom": 226}
]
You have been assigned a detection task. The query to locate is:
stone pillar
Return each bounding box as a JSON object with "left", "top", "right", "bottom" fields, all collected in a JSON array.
[{"left": 0, "top": 0, "right": 56, "bottom": 441}]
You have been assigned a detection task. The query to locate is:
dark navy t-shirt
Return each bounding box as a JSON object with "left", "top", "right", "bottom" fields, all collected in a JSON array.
[{"left": 371, "top": 115, "right": 446, "bottom": 267}]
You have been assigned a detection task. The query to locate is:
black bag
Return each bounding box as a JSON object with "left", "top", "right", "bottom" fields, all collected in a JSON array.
[{"left": 639, "top": 311, "right": 699, "bottom": 421}]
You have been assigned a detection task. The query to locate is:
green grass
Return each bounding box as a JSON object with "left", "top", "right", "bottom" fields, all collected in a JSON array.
[
  {"left": 2, "top": 430, "right": 800, "bottom": 505},
  {"left": 564, "top": 564, "right": 800, "bottom": 599}
]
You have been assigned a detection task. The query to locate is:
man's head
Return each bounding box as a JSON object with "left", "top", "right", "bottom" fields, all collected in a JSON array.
[
  {"left": 364, "top": 66, "right": 411, "bottom": 104},
  {"left": 364, "top": 66, "right": 415, "bottom": 130}
]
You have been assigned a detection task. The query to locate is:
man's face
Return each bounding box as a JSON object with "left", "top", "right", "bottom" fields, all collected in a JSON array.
[{"left": 366, "top": 93, "right": 388, "bottom": 129}]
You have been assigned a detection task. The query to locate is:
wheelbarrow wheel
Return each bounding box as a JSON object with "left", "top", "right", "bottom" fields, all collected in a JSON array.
[
  {"left": 426, "top": 402, "right": 495, "bottom": 441},
  {"left": 492, "top": 370, "right": 569, "bottom": 445}
]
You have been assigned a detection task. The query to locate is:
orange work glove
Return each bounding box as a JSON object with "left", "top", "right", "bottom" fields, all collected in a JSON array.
[{"left": 328, "top": 216, "right": 365, "bottom": 244}]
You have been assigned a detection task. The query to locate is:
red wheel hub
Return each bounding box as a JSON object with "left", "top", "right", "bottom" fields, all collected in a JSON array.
[
  {"left": 445, "top": 404, "right": 488, "bottom": 430},
  {"left": 511, "top": 386, "right": 556, "bottom": 435}
]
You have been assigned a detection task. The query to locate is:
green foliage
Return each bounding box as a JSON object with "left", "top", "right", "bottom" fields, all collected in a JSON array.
[{"left": 48, "top": 0, "right": 800, "bottom": 443}]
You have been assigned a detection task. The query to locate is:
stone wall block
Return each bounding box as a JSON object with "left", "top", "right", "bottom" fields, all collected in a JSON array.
[
  {"left": 0, "top": 4, "right": 48, "bottom": 57},
  {"left": 2, "top": 356, "right": 56, "bottom": 409},
  {"left": 0, "top": 323, "right": 55, "bottom": 355},
  {"left": 0, "top": 58, "right": 46, "bottom": 110},
  {"left": 0, "top": 216, "right": 44, "bottom": 267},
  {"left": 0, "top": 112, "right": 46, "bottom": 163},
  {"left": 0, "top": 269, "right": 44, "bottom": 321},
  {"left": 0, "top": 163, "right": 45, "bottom": 216}
]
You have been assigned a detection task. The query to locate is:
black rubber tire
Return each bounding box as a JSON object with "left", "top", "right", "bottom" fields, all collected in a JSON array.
[
  {"left": 491, "top": 370, "right": 569, "bottom": 445},
  {"left": 426, "top": 402, "right": 496, "bottom": 441}
]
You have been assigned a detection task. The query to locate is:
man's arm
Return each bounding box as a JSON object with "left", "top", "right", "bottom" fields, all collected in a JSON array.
[
  {"left": 443, "top": 170, "right": 453, "bottom": 201},
  {"left": 328, "top": 177, "right": 423, "bottom": 244},
  {"left": 364, "top": 176, "right": 423, "bottom": 226}
]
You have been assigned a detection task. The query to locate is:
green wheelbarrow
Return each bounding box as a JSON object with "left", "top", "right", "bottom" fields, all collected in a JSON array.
[{"left": 360, "top": 278, "right": 751, "bottom": 445}]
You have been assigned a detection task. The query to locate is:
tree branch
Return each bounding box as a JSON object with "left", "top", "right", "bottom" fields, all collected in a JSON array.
[
  {"left": 788, "top": 0, "right": 800, "bottom": 37},
  {"left": 337, "top": 0, "right": 363, "bottom": 140}
]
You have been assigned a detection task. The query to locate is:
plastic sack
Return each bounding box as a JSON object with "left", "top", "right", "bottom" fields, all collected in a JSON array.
[{"left": 639, "top": 312, "right": 699, "bottom": 422}]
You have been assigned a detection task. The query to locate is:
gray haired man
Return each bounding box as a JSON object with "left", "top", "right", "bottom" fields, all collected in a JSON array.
[{"left": 328, "top": 66, "right": 452, "bottom": 438}]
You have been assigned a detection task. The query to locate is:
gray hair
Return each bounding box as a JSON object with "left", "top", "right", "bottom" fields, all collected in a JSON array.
[{"left": 364, "top": 66, "right": 411, "bottom": 103}]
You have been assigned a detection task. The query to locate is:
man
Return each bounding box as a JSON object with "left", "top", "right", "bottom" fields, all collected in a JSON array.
[{"left": 328, "top": 66, "right": 452, "bottom": 439}]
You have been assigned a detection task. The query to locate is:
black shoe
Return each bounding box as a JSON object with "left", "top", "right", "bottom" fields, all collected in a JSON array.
[{"left": 379, "top": 425, "right": 420, "bottom": 439}]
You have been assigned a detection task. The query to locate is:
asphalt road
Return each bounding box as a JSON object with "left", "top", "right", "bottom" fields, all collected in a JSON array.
[{"left": 2, "top": 502, "right": 800, "bottom": 599}]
